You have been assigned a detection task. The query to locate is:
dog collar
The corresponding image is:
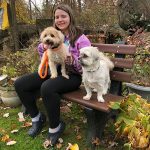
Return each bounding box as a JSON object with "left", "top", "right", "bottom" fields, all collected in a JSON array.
[
  {"left": 87, "top": 65, "right": 100, "bottom": 72},
  {"left": 51, "top": 43, "right": 63, "bottom": 51}
]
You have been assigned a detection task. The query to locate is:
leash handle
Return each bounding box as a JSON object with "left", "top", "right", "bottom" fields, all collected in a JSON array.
[{"left": 38, "top": 50, "right": 48, "bottom": 79}]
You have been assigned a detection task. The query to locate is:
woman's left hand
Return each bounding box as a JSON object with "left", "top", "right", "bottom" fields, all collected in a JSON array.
[{"left": 65, "top": 55, "right": 73, "bottom": 65}]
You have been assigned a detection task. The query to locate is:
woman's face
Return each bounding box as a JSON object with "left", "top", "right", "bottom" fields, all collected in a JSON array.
[{"left": 54, "top": 9, "right": 70, "bottom": 34}]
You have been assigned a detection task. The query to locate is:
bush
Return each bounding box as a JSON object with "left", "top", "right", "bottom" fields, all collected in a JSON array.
[{"left": 109, "top": 94, "right": 150, "bottom": 149}]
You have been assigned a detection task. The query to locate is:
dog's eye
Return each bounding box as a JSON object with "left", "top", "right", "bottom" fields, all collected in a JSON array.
[
  {"left": 50, "top": 34, "right": 55, "bottom": 37},
  {"left": 44, "top": 34, "right": 47, "bottom": 37},
  {"left": 83, "top": 54, "right": 88, "bottom": 58}
]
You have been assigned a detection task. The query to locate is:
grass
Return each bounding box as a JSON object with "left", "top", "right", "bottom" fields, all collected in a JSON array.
[{"left": 0, "top": 100, "right": 124, "bottom": 150}]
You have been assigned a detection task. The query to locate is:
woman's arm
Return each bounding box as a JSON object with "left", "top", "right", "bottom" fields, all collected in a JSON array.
[{"left": 71, "top": 34, "right": 91, "bottom": 73}]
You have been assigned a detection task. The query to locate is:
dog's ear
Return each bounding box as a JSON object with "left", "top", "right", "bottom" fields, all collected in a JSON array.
[
  {"left": 92, "top": 47, "right": 100, "bottom": 61},
  {"left": 58, "top": 31, "right": 65, "bottom": 43},
  {"left": 40, "top": 31, "right": 44, "bottom": 42}
]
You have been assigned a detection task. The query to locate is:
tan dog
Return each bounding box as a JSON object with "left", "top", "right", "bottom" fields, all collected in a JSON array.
[{"left": 40, "top": 27, "right": 69, "bottom": 79}]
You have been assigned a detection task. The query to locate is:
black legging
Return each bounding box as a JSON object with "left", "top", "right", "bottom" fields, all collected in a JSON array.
[{"left": 14, "top": 72, "right": 82, "bottom": 128}]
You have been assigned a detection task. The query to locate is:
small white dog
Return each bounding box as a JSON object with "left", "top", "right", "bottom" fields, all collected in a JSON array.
[
  {"left": 40, "top": 27, "right": 69, "bottom": 79},
  {"left": 79, "top": 46, "right": 114, "bottom": 102}
]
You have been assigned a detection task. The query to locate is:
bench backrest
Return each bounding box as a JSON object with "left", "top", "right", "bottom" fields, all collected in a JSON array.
[{"left": 91, "top": 43, "right": 136, "bottom": 95}]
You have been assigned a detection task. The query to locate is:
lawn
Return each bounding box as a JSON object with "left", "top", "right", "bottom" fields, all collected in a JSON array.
[{"left": 0, "top": 100, "right": 124, "bottom": 150}]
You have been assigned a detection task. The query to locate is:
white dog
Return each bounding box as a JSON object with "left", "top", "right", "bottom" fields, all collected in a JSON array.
[
  {"left": 40, "top": 27, "right": 69, "bottom": 79},
  {"left": 79, "top": 46, "right": 114, "bottom": 102}
]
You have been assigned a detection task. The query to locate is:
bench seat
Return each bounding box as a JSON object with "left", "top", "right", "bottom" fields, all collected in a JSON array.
[{"left": 62, "top": 87, "right": 123, "bottom": 113}]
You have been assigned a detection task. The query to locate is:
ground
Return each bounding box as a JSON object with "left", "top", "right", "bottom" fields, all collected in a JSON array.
[{"left": 0, "top": 99, "right": 125, "bottom": 150}]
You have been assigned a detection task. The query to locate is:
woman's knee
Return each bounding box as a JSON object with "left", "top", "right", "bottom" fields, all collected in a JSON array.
[
  {"left": 14, "top": 77, "right": 23, "bottom": 92},
  {"left": 41, "top": 80, "right": 54, "bottom": 97}
]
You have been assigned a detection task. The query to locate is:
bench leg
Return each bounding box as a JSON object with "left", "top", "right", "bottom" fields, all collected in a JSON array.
[{"left": 85, "top": 108, "right": 109, "bottom": 149}]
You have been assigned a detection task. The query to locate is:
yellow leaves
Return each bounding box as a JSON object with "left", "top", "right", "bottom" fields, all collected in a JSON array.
[
  {"left": 113, "top": 94, "right": 150, "bottom": 149},
  {"left": 66, "top": 143, "right": 79, "bottom": 150},
  {"left": 1, "top": 134, "right": 17, "bottom": 146},
  {"left": 1, "top": 134, "right": 10, "bottom": 142},
  {"left": 122, "top": 126, "right": 130, "bottom": 136},
  {"left": 138, "top": 136, "right": 149, "bottom": 148}
]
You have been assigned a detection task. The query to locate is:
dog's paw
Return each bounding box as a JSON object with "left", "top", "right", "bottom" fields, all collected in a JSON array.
[
  {"left": 93, "top": 89, "right": 97, "bottom": 92},
  {"left": 83, "top": 95, "right": 91, "bottom": 100},
  {"left": 51, "top": 74, "right": 57, "bottom": 79},
  {"left": 62, "top": 74, "right": 69, "bottom": 79},
  {"left": 97, "top": 96, "right": 105, "bottom": 103}
]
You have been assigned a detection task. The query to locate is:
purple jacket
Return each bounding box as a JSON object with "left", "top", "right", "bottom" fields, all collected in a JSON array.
[{"left": 37, "top": 34, "right": 91, "bottom": 74}]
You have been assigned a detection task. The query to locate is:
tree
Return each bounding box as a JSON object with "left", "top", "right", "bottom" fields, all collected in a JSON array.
[{"left": 114, "top": 0, "right": 150, "bottom": 30}]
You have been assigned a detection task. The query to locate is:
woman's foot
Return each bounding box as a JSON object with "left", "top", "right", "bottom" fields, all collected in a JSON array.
[
  {"left": 28, "top": 113, "right": 46, "bottom": 137},
  {"left": 44, "top": 121, "right": 66, "bottom": 147}
]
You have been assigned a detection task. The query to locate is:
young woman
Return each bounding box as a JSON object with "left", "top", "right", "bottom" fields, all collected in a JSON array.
[{"left": 14, "top": 4, "right": 91, "bottom": 146}]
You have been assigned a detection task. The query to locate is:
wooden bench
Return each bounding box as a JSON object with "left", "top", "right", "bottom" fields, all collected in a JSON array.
[
  {"left": 62, "top": 43, "right": 136, "bottom": 149},
  {"left": 22, "top": 43, "right": 136, "bottom": 149}
]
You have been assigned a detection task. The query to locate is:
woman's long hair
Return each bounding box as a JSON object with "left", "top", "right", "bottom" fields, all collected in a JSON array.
[{"left": 53, "top": 4, "right": 82, "bottom": 47}]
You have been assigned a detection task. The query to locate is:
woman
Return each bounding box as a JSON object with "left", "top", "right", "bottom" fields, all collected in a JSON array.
[{"left": 14, "top": 4, "right": 91, "bottom": 146}]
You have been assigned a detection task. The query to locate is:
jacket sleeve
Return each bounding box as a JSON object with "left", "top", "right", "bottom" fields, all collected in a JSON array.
[
  {"left": 72, "top": 34, "right": 91, "bottom": 73},
  {"left": 37, "top": 43, "right": 44, "bottom": 59}
]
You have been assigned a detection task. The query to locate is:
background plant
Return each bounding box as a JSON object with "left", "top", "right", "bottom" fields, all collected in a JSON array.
[
  {"left": 132, "top": 47, "right": 150, "bottom": 86},
  {"left": 109, "top": 94, "right": 150, "bottom": 149},
  {"left": 0, "top": 38, "right": 39, "bottom": 78}
]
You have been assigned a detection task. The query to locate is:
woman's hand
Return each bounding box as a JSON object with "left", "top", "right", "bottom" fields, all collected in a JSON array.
[{"left": 65, "top": 55, "right": 73, "bottom": 65}]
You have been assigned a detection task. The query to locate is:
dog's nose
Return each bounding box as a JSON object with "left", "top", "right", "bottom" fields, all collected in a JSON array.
[
  {"left": 78, "top": 57, "right": 82, "bottom": 64},
  {"left": 46, "top": 39, "right": 53, "bottom": 45},
  {"left": 78, "top": 56, "right": 82, "bottom": 61}
]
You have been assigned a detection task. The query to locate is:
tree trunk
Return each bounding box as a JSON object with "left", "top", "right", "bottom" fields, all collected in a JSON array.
[
  {"left": 114, "top": 0, "right": 150, "bottom": 30},
  {"left": 10, "top": 0, "right": 19, "bottom": 51}
]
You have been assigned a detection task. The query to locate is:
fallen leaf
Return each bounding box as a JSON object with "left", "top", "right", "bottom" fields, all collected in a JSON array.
[
  {"left": 58, "top": 138, "right": 63, "bottom": 143},
  {"left": 76, "top": 134, "right": 82, "bottom": 140},
  {"left": 74, "top": 126, "right": 80, "bottom": 134},
  {"left": 1, "top": 134, "right": 10, "bottom": 142},
  {"left": 108, "top": 141, "right": 118, "bottom": 148},
  {"left": 11, "top": 129, "right": 19, "bottom": 134},
  {"left": 60, "top": 106, "right": 71, "bottom": 113},
  {"left": 0, "top": 128, "right": 6, "bottom": 134},
  {"left": 6, "top": 140, "right": 17, "bottom": 145},
  {"left": 43, "top": 139, "right": 51, "bottom": 149},
  {"left": 82, "top": 118, "right": 87, "bottom": 124},
  {"left": 18, "top": 112, "right": 25, "bottom": 122},
  {"left": 66, "top": 143, "right": 79, "bottom": 150},
  {"left": 21, "top": 122, "right": 32, "bottom": 128},
  {"left": 92, "top": 137, "right": 100, "bottom": 146},
  {"left": 67, "top": 103, "right": 72, "bottom": 107},
  {"left": 56, "top": 143, "right": 63, "bottom": 149},
  {"left": 3, "top": 107, "right": 11, "bottom": 110},
  {"left": 3, "top": 113, "right": 9, "bottom": 118}
]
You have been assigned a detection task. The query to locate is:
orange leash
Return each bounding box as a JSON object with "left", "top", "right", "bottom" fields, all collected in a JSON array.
[{"left": 38, "top": 50, "right": 49, "bottom": 79}]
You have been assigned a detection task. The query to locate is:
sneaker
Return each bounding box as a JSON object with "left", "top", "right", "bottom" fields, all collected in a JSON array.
[
  {"left": 28, "top": 113, "right": 46, "bottom": 137},
  {"left": 46, "top": 121, "right": 66, "bottom": 146}
]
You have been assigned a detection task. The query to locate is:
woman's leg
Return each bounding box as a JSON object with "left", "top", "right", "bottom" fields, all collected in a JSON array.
[
  {"left": 15, "top": 72, "right": 50, "bottom": 137},
  {"left": 41, "top": 74, "right": 81, "bottom": 128},
  {"left": 14, "top": 72, "right": 48, "bottom": 118},
  {"left": 41, "top": 74, "right": 81, "bottom": 145}
]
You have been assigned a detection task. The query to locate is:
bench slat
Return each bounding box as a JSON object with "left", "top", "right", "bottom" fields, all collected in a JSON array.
[
  {"left": 62, "top": 88, "right": 123, "bottom": 113},
  {"left": 91, "top": 43, "right": 136, "bottom": 55},
  {"left": 110, "top": 71, "right": 132, "bottom": 82},
  {"left": 111, "top": 58, "right": 134, "bottom": 69}
]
